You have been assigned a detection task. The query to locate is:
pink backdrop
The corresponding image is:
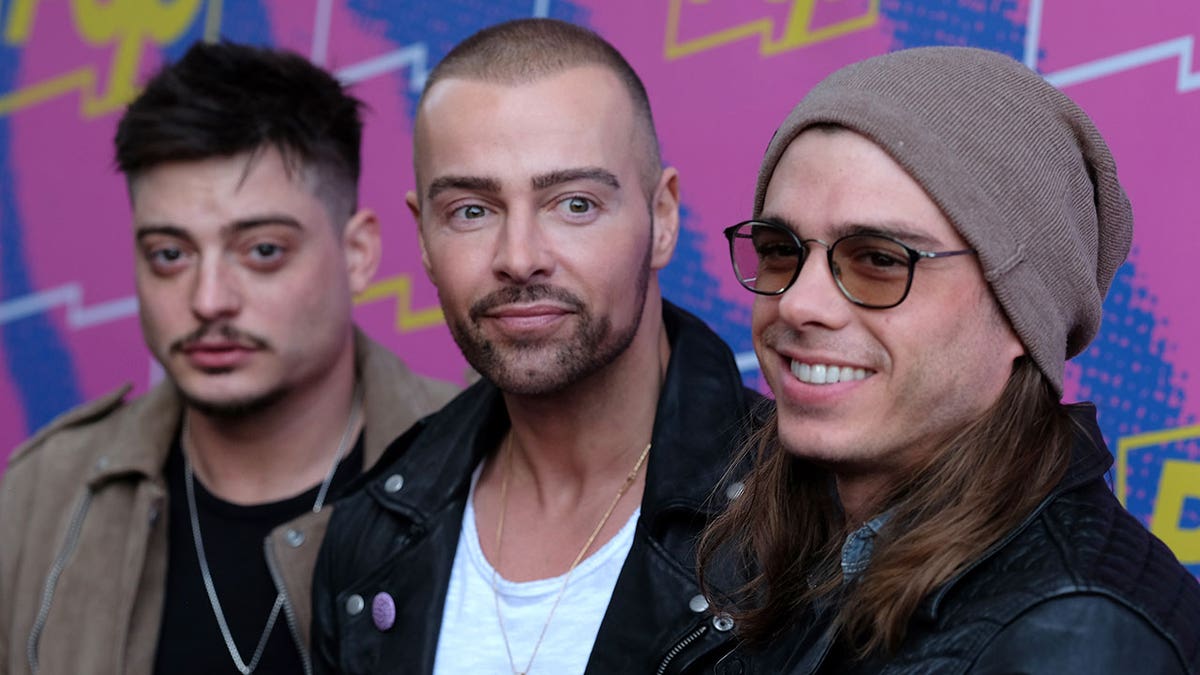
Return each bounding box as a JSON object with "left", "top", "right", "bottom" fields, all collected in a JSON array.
[{"left": 0, "top": 0, "right": 1195, "bottom": 575}]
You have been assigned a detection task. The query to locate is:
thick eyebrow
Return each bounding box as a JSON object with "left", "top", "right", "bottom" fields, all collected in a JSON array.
[
  {"left": 134, "top": 224, "right": 191, "bottom": 243},
  {"left": 531, "top": 167, "right": 620, "bottom": 191},
  {"left": 134, "top": 215, "right": 303, "bottom": 242},
  {"left": 836, "top": 222, "right": 945, "bottom": 250},
  {"left": 757, "top": 214, "right": 947, "bottom": 249},
  {"left": 426, "top": 175, "right": 502, "bottom": 202}
]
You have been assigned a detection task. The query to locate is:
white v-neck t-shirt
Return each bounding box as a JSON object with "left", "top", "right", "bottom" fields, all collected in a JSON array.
[{"left": 432, "top": 468, "right": 639, "bottom": 675}]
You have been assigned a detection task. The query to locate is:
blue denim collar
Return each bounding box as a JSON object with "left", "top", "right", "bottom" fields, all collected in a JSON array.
[{"left": 840, "top": 511, "right": 891, "bottom": 584}]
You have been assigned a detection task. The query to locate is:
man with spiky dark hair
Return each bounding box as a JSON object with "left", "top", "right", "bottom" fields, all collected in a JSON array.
[{"left": 0, "top": 41, "right": 456, "bottom": 675}]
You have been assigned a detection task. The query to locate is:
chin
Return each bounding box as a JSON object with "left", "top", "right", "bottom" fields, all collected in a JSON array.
[
  {"left": 776, "top": 420, "right": 846, "bottom": 459},
  {"left": 177, "top": 383, "right": 288, "bottom": 419}
]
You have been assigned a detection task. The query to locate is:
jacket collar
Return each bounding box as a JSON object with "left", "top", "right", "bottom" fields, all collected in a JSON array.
[
  {"left": 366, "top": 300, "right": 757, "bottom": 529},
  {"left": 85, "top": 328, "right": 407, "bottom": 487},
  {"left": 919, "top": 402, "right": 1112, "bottom": 619},
  {"left": 642, "top": 301, "right": 758, "bottom": 525}
]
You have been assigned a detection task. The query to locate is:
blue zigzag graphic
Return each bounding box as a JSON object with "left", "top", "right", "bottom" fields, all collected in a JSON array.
[
  {"left": 0, "top": 42, "right": 83, "bottom": 436},
  {"left": 164, "top": 0, "right": 275, "bottom": 62},
  {"left": 658, "top": 205, "right": 753, "bottom": 358},
  {"left": 881, "top": 0, "right": 1027, "bottom": 61},
  {"left": 346, "top": 0, "right": 590, "bottom": 115},
  {"left": 1076, "top": 264, "right": 1195, "bottom": 534}
]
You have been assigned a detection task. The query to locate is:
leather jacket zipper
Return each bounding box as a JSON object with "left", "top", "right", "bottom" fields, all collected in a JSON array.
[
  {"left": 264, "top": 538, "right": 313, "bottom": 675},
  {"left": 27, "top": 490, "right": 94, "bottom": 674},
  {"left": 657, "top": 623, "right": 709, "bottom": 675}
]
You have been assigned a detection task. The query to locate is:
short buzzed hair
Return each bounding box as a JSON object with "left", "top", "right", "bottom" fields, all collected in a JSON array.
[{"left": 416, "top": 19, "right": 663, "bottom": 195}]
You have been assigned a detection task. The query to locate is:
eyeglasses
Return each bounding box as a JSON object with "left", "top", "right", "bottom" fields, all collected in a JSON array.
[{"left": 723, "top": 220, "right": 976, "bottom": 309}]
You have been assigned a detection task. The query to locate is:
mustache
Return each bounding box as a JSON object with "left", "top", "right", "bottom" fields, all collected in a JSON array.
[
  {"left": 468, "top": 284, "right": 585, "bottom": 321},
  {"left": 169, "top": 323, "right": 271, "bottom": 353}
]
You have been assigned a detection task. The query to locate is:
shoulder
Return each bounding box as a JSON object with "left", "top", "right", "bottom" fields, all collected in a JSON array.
[
  {"left": 355, "top": 330, "right": 461, "bottom": 461},
  {"left": 329, "top": 378, "right": 499, "bottom": 531},
  {"left": 1, "top": 385, "right": 138, "bottom": 558},
  {"left": 928, "top": 477, "right": 1200, "bottom": 670},
  {"left": 970, "top": 595, "right": 1190, "bottom": 674},
  {"left": 315, "top": 383, "right": 494, "bottom": 591},
  {"left": 356, "top": 331, "right": 459, "bottom": 408},
  {"left": 5, "top": 384, "right": 133, "bottom": 472}
]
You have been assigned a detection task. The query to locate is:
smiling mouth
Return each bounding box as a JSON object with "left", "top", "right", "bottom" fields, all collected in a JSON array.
[{"left": 790, "top": 360, "right": 872, "bottom": 385}]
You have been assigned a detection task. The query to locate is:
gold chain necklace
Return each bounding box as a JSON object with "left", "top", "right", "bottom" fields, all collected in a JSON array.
[{"left": 490, "top": 435, "right": 652, "bottom": 675}]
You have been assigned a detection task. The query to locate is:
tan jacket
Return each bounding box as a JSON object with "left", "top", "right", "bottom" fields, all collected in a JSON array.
[{"left": 0, "top": 331, "right": 458, "bottom": 675}]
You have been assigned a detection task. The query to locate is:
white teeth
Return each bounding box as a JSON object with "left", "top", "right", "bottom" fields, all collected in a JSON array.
[{"left": 790, "top": 360, "right": 870, "bottom": 385}]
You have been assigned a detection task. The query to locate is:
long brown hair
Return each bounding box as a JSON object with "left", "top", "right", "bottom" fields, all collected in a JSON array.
[{"left": 697, "top": 356, "right": 1075, "bottom": 655}]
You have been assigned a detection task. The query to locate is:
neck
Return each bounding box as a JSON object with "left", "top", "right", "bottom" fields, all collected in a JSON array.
[
  {"left": 834, "top": 471, "right": 894, "bottom": 526},
  {"left": 501, "top": 296, "right": 670, "bottom": 504},
  {"left": 183, "top": 346, "right": 360, "bottom": 505}
]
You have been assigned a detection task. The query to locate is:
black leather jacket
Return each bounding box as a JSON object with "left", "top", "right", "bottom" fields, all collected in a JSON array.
[
  {"left": 726, "top": 404, "right": 1200, "bottom": 675},
  {"left": 312, "top": 302, "right": 762, "bottom": 674}
]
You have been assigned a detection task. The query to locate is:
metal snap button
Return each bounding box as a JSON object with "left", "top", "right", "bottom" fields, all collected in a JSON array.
[
  {"left": 285, "top": 528, "right": 305, "bottom": 547},
  {"left": 725, "top": 481, "right": 744, "bottom": 501},
  {"left": 384, "top": 474, "right": 405, "bottom": 493},
  {"left": 689, "top": 594, "right": 710, "bottom": 613},
  {"left": 712, "top": 613, "right": 735, "bottom": 632},
  {"left": 346, "top": 594, "right": 365, "bottom": 616}
]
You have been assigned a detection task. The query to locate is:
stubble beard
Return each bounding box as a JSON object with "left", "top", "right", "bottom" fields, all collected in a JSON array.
[
  {"left": 177, "top": 383, "right": 289, "bottom": 420},
  {"left": 445, "top": 249, "right": 652, "bottom": 397},
  {"left": 163, "top": 322, "right": 288, "bottom": 420}
]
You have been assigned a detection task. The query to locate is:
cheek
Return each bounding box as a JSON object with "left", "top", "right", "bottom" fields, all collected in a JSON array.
[
  {"left": 750, "top": 297, "right": 779, "bottom": 339},
  {"left": 135, "top": 283, "right": 184, "bottom": 328}
]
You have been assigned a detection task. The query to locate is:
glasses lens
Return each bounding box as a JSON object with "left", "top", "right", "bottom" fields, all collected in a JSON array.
[
  {"left": 731, "top": 223, "right": 800, "bottom": 294},
  {"left": 831, "top": 235, "right": 912, "bottom": 307}
]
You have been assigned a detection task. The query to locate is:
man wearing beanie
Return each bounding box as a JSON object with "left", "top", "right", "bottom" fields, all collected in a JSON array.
[{"left": 698, "top": 46, "right": 1200, "bottom": 673}]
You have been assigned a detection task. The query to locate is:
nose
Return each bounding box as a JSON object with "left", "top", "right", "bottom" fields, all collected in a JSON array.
[
  {"left": 776, "top": 245, "right": 852, "bottom": 330},
  {"left": 190, "top": 256, "right": 241, "bottom": 321},
  {"left": 492, "top": 208, "right": 555, "bottom": 284}
]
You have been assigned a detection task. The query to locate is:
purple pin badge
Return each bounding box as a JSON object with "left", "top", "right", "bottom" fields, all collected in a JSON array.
[{"left": 372, "top": 592, "right": 396, "bottom": 632}]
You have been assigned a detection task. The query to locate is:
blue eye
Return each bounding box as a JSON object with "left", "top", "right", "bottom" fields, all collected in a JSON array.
[{"left": 455, "top": 204, "right": 488, "bottom": 219}]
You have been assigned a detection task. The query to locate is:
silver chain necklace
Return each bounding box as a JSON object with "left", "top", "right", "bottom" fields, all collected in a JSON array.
[{"left": 181, "top": 385, "right": 362, "bottom": 675}]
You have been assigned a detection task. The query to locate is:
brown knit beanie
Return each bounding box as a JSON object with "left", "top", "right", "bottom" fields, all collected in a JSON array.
[{"left": 753, "top": 46, "right": 1133, "bottom": 396}]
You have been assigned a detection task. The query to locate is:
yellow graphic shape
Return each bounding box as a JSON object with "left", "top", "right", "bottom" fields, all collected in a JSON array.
[
  {"left": 355, "top": 275, "right": 445, "bottom": 334},
  {"left": 665, "top": 0, "right": 879, "bottom": 60},
  {"left": 0, "top": 0, "right": 217, "bottom": 118},
  {"left": 4, "top": 0, "right": 40, "bottom": 43},
  {"left": 1116, "top": 423, "right": 1200, "bottom": 505},
  {"left": 1151, "top": 460, "right": 1200, "bottom": 564}
]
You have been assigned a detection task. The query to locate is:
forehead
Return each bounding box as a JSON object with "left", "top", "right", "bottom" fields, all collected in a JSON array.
[
  {"left": 761, "top": 128, "right": 965, "bottom": 247},
  {"left": 130, "top": 147, "right": 330, "bottom": 231},
  {"left": 414, "top": 66, "right": 642, "bottom": 191}
]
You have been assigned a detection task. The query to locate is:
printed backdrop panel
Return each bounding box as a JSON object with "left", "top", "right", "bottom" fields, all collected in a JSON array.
[{"left": 0, "top": 0, "right": 1196, "bottom": 575}]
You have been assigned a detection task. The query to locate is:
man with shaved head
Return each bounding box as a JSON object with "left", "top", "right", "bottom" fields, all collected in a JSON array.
[{"left": 312, "top": 19, "right": 759, "bottom": 675}]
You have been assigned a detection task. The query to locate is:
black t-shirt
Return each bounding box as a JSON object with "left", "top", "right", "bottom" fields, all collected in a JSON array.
[{"left": 154, "top": 432, "right": 364, "bottom": 675}]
